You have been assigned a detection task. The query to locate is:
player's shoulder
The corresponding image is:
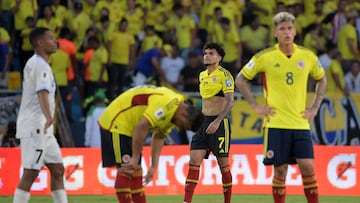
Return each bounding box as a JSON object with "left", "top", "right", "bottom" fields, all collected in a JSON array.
[
  {"left": 253, "top": 46, "right": 277, "bottom": 59},
  {"left": 218, "top": 66, "right": 231, "bottom": 75},
  {"left": 296, "top": 45, "right": 317, "bottom": 55},
  {"left": 218, "top": 66, "right": 233, "bottom": 78}
]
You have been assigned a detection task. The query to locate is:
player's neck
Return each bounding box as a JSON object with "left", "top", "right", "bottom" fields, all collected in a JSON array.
[
  {"left": 206, "top": 64, "right": 219, "bottom": 74},
  {"left": 35, "top": 50, "right": 50, "bottom": 62},
  {"left": 279, "top": 43, "right": 294, "bottom": 57}
]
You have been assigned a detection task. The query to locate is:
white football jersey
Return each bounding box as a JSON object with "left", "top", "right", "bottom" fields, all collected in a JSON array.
[{"left": 16, "top": 54, "right": 56, "bottom": 138}]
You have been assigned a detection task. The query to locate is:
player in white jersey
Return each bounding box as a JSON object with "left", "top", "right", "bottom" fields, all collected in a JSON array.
[{"left": 13, "top": 27, "right": 68, "bottom": 203}]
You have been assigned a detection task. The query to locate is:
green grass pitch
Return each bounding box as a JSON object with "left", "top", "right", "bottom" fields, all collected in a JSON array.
[{"left": 1, "top": 194, "right": 359, "bottom": 203}]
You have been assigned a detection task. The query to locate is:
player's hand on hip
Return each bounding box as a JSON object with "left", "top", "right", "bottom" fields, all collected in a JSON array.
[
  {"left": 253, "top": 104, "right": 276, "bottom": 118},
  {"left": 302, "top": 107, "right": 318, "bottom": 121}
]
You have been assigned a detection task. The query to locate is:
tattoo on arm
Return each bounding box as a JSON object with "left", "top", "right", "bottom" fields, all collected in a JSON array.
[
  {"left": 236, "top": 74, "right": 257, "bottom": 107},
  {"left": 311, "top": 76, "right": 327, "bottom": 111},
  {"left": 216, "top": 92, "right": 234, "bottom": 122}
]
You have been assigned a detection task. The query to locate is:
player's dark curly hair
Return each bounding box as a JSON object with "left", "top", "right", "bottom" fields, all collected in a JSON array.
[
  {"left": 203, "top": 42, "right": 226, "bottom": 62},
  {"left": 186, "top": 106, "right": 204, "bottom": 132}
]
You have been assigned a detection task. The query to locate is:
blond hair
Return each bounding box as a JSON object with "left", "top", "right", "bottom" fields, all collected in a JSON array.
[{"left": 273, "top": 12, "right": 295, "bottom": 26}]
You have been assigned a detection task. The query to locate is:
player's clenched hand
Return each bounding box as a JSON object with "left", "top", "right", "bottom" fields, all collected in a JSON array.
[
  {"left": 302, "top": 107, "right": 318, "bottom": 121},
  {"left": 143, "top": 167, "right": 155, "bottom": 185},
  {"left": 253, "top": 104, "right": 276, "bottom": 118}
]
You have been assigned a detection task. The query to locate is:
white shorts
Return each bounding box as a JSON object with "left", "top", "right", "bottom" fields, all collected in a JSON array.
[
  {"left": 20, "top": 134, "right": 63, "bottom": 170},
  {"left": 132, "top": 71, "right": 146, "bottom": 86}
]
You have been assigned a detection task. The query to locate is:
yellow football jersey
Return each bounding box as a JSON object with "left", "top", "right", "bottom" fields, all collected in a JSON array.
[
  {"left": 241, "top": 44, "right": 325, "bottom": 129},
  {"left": 98, "top": 85, "right": 184, "bottom": 136},
  {"left": 199, "top": 66, "right": 234, "bottom": 99}
]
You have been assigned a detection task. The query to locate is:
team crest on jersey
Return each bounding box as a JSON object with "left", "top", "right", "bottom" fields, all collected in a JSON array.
[
  {"left": 225, "top": 79, "right": 232, "bottom": 87},
  {"left": 297, "top": 60, "right": 305, "bottom": 69},
  {"left": 266, "top": 150, "right": 274, "bottom": 159},
  {"left": 122, "top": 154, "right": 131, "bottom": 163},
  {"left": 43, "top": 72, "right": 47, "bottom": 78},
  {"left": 212, "top": 77, "right": 218, "bottom": 82},
  {"left": 154, "top": 108, "right": 165, "bottom": 120},
  {"left": 246, "top": 59, "right": 255, "bottom": 70}
]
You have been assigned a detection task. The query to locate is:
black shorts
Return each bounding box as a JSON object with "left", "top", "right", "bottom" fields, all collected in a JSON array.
[
  {"left": 263, "top": 128, "right": 314, "bottom": 166},
  {"left": 190, "top": 116, "right": 231, "bottom": 158},
  {"left": 100, "top": 129, "right": 141, "bottom": 167}
]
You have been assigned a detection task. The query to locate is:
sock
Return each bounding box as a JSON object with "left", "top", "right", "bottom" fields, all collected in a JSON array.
[
  {"left": 51, "top": 189, "right": 68, "bottom": 203},
  {"left": 131, "top": 169, "right": 146, "bottom": 203},
  {"left": 303, "top": 175, "right": 319, "bottom": 203},
  {"left": 13, "top": 188, "right": 30, "bottom": 203},
  {"left": 221, "top": 165, "right": 232, "bottom": 203},
  {"left": 184, "top": 164, "right": 200, "bottom": 203},
  {"left": 115, "top": 172, "right": 132, "bottom": 203},
  {"left": 272, "top": 177, "right": 286, "bottom": 203}
]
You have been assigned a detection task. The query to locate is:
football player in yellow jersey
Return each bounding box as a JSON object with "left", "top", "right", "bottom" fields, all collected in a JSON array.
[
  {"left": 184, "top": 42, "right": 234, "bottom": 203},
  {"left": 98, "top": 85, "right": 204, "bottom": 203},
  {"left": 235, "top": 12, "right": 327, "bottom": 203}
]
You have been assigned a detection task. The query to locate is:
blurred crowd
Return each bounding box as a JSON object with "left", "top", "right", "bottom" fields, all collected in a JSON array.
[{"left": 1, "top": 0, "right": 360, "bottom": 147}]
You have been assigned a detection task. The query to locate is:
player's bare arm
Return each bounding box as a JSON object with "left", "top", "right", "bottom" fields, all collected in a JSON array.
[
  {"left": 126, "top": 117, "right": 152, "bottom": 171},
  {"left": 303, "top": 76, "right": 327, "bottom": 121},
  {"left": 38, "top": 90, "right": 53, "bottom": 134},
  {"left": 205, "top": 92, "right": 234, "bottom": 134},
  {"left": 235, "top": 72, "right": 275, "bottom": 117},
  {"left": 144, "top": 130, "right": 166, "bottom": 185}
]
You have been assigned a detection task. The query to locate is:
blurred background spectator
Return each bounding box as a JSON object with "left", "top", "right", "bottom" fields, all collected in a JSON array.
[{"left": 1, "top": 0, "right": 360, "bottom": 146}]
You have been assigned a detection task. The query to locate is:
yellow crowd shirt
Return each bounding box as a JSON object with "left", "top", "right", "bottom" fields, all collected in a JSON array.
[
  {"left": 0, "top": 28, "right": 10, "bottom": 43},
  {"left": 89, "top": 46, "right": 108, "bottom": 82},
  {"left": 171, "top": 15, "right": 195, "bottom": 49},
  {"left": 109, "top": 31, "right": 135, "bottom": 64},
  {"left": 49, "top": 50, "right": 70, "bottom": 86},
  {"left": 337, "top": 24, "right": 358, "bottom": 60},
  {"left": 98, "top": 85, "right": 184, "bottom": 136},
  {"left": 52, "top": 4, "right": 69, "bottom": 27},
  {"left": 72, "top": 11, "right": 92, "bottom": 49},
  {"left": 142, "top": 35, "right": 163, "bottom": 52},
  {"left": 326, "top": 60, "right": 345, "bottom": 94},
  {"left": 145, "top": 3, "right": 167, "bottom": 32},
  {"left": 199, "top": 66, "right": 234, "bottom": 99},
  {"left": 11, "top": 0, "right": 38, "bottom": 30},
  {"left": 222, "top": 29, "right": 241, "bottom": 63},
  {"left": 20, "top": 28, "right": 32, "bottom": 51},
  {"left": 241, "top": 44, "right": 325, "bottom": 129},
  {"left": 240, "top": 25, "right": 268, "bottom": 51}
]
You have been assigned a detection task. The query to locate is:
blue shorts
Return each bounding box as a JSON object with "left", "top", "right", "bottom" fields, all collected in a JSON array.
[
  {"left": 263, "top": 128, "right": 314, "bottom": 166},
  {"left": 190, "top": 116, "right": 231, "bottom": 158}
]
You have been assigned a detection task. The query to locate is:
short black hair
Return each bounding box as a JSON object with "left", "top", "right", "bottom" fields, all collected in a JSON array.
[
  {"left": 59, "top": 26, "right": 73, "bottom": 39},
  {"left": 220, "top": 17, "right": 231, "bottom": 25},
  {"left": 203, "top": 42, "right": 226, "bottom": 59},
  {"left": 186, "top": 105, "right": 204, "bottom": 132},
  {"left": 87, "top": 36, "right": 99, "bottom": 44},
  {"left": 29, "top": 27, "right": 50, "bottom": 48}
]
